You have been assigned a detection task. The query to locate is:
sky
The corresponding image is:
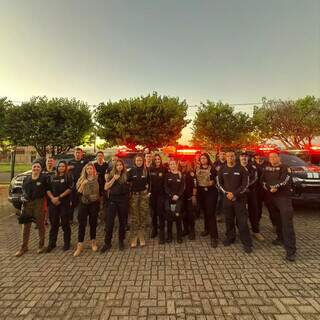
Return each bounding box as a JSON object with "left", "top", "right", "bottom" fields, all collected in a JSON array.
[{"left": 0, "top": 0, "right": 319, "bottom": 144}]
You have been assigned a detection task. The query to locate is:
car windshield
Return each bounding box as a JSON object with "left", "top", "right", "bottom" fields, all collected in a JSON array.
[{"left": 280, "top": 154, "right": 307, "bottom": 167}]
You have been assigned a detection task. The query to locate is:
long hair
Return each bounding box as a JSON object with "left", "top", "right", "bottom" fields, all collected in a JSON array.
[
  {"left": 151, "top": 153, "right": 163, "bottom": 168},
  {"left": 133, "top": 153, "right": 147, "bottom": 177},
  {"left": 55, "top": 160, "right": 68, "bottom": 176},
  {"left": 199, "top": 152, "right": 212, "bottom": 168},
  {"left": 76, "top": 162, "right": 97, "bottom": 193},
  {"left": 179, "top": 159, "right": 193, "bottom": 173},
  {"left": 108, "top": 159, "right": 127, "bottom": 184}
]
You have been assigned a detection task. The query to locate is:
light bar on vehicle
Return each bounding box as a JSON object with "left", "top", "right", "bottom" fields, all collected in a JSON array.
[{"left": 176, "top": 149, "right": 200, "bottom": 155}]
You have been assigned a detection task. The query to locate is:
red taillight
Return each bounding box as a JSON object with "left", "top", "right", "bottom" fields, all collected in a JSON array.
[{"left": 307, "top": 166, "right": 320, "bottom": 173}]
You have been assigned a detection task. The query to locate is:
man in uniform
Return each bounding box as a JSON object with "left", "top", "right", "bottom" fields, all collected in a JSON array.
[
  {"left": 239, "top": 152, "right": 264, "bottom": 241},
  {"left": 261, "top": 151, "right": 297, "bottom": 261},
  {"left": 217, "top": 150, "right": 253, "bottom": 253},
  {"left": 68, "top": 148, "right": 88, "bottom": 223}
]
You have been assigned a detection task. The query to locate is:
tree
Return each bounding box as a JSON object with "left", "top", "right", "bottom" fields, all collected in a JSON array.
[
  {"left": 0, "top": 97, "right": 13, "bottom": 153},
  {"left": 95, "top": 92, "right": 189, "bottom": 148},
  {"left": 192, "top": 101, "right": 256, "bottom": 150},
  {"left": 252, "top": 96, "right": 320, "bottom": 149},
  {"left": 5, "top": 96, "right": 93, "bottom": 157}
]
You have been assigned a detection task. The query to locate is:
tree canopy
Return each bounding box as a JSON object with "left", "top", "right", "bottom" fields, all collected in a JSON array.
[
  {"left": 192, "top": 101, "right": 257, "bottom": 150},
  {"left": 95, "top": 92, "right": 189, "bottom": 148},
  {"left": 5, "top": 96, "right": 93, "bottom": 157},
  {"left": 252, "top": 96, "right": 320, "bottom": 149}
]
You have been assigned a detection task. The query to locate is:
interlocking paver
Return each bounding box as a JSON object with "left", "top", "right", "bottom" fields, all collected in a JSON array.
[{"left": 1, "top": 208, "right": 320, "bottom": 319}]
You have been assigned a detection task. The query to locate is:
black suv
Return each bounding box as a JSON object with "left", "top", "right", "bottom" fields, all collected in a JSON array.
[
  {"left": 8, "top": 153, "right": 95, "bottom": 210},
  {"left": 279, "top": 153, "right": 320, "bottom": 203}
]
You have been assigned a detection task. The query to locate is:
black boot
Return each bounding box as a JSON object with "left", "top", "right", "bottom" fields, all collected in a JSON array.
[
  {"left": 211, "top": 238, "right": 218, "bottom": 248},
  {"left": 63, "top": 243, "right": 70, "bottom": 251},
  {"left": 189, "top": 228, "right": 195, "bottom": 240},
  {"left": 100, "top": 243, "right": 112, "bottom": 253},
  {"left": 159, "top": 230, "right": 165, "bottom": 245},
  {"left": 201, "top": 231, "right": 209, "bottom": 237},
  {"left": 182, "top": 229, "right": 189, "bottom": 237},
  {"left": 119, "top": 240, "right": 125, "bottom": 251},
  {"left": 151, "top": 229, "right": 158, "bottom": 239},
  {"left": 45, "top": 244, "right": 56, "bottom": 253}
]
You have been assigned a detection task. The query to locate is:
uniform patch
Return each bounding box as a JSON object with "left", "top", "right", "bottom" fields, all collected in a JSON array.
[
  {"left": 159, "top": 172, "right": 163, "bottom": 177},
  {"left": 36, "top": 182, "right": 41, "bottom": 186}
]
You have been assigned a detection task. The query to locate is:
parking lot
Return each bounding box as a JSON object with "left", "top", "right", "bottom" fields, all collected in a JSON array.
[{"left": 0, "top": 187, "right": 320, "bottom": 319}]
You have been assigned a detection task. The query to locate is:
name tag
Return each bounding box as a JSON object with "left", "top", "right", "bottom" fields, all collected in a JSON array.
[
  {"left": 159, "top": 172, "right": 163, "bottom": 177},
  {"left": 177, "top": 179, "right": 181, "bottom": 182},
  {"left": 36, "top": 182, "right": 41, "bottom": 186},
  {"left": 60, "top": 179, "right": 65, "bottom": 183},
  {"left": 234, "top": 172, "right": 240, "bottom": 175}
]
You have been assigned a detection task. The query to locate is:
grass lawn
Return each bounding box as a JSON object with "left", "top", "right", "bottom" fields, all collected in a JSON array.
[{"left": 0, "top": 163, "right": 31, "bottom": 173}]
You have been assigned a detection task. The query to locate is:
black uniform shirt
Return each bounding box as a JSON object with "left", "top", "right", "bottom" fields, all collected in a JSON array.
[
  {"left": 164, "top": 172, "right": 186, "bottom": 199},
  {"left": 22, "top": 173, "right": 48, "bottom": 201},
  {"left": 94, "top": 162, "right": 109, "bottom": 194},
  {"left": 217, "top": 163, "right": 249, "bottom": 198},
  {"left": 48, "top": 174, "right": 73, "bottom": 204},
  {"left": 127, "top": 167, "right": 149, "bottom": 192},
  {"left": 214, "top": 160, "right": 226, "bottom": 172},
  {"left": 261, "top": 163, "right": 291, "bottom": 196},
  {"left": 245, "top": 163, "right": 259, "bottom": 190},
  {"left": 149, "top": 166, "right": 167, "bottom": 195},
  {"left": 68, "top": 158, "right": 89, "bottom": 183},
  {"left": 183, "top": 171, "right": 197, "bottom": 199},
  {"left": 108, "top": 179, "right": 130, "bottom": 201}
]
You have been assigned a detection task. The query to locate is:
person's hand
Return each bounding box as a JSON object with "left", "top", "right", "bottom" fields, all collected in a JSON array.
[
  {"left": 52, "top": 197, "right": 60, "bottom": 206},
  {"left": 191, "top": 195, "right": 197, "bottom": 206},
  {"left": 270, "top": 187, "right": 277, "bottom": 193},
  {"left": 226, "top": 192, "right": 234, "bottom": 200},
  {"left": 113, "top": 174, "right": 120, "bottom": 180},
  {"left": 172, "top": 195, "right": 179, "bottom": 201}
]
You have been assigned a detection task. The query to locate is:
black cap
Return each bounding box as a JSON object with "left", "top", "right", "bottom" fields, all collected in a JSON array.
[{"left": 239, "top": 151, "right": 249, "bottom": 156}]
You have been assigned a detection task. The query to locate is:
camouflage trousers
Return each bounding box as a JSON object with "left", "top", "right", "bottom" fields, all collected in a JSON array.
[{"left": 130, "top": 190, "right": 149, "bottom": 239}]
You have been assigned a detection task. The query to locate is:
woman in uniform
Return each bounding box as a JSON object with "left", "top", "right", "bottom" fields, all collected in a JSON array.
[
  {"left": 15, "top": 160, "right": 48, "bottom": 257},
  {"left": 46, "top": 160, "right": 73, "bottom": 252},
  {"left": 73, "top": 163, "right": 100, "bottom": 256}
]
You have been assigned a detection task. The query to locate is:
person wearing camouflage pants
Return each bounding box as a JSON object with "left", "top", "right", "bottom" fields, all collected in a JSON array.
[{"left": 127, "top": 154, "right": 150, "bottom": 248}]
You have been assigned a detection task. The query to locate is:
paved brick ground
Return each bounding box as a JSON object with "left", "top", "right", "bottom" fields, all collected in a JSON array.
[{"left": 0, "top": 206, "right": 320, "bottom": 320}]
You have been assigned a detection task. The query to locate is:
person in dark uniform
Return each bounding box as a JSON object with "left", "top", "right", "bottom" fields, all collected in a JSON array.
[
  {"left": 253, "top": 153, "right": 276, "bottom": 227},
  {"left": 94, "top": 151, "right": 109, "bottom": 222},
  {"left": 15, "top": 160, "right": 48, "bottom": 257},
  {"left": 196, "top": 153, "right": 219, "bottom": 247},
  {"left": 149, "top": 154, "right": 167, "bottom": 244},
  {"left": 101, "top": 159, "right": 129, "bottom": 252},
  {"left": 42, "top": 157, "right": 56, "bottom": 227},
  {"left": 46, "top": 160, "right": 73, "bottom": 252},
  {"left": 261, "top": 151, "right": 297, "bottom": 261},
  {"left": 214, "top": 151, "right": 226, "bottom": 222},
  {"left": 164, "top": 159, "right": 186, "bottom": 243},
  {"left": 217, "top": 150, "right": 253, "bottom": 253},
  {"left": 239, "top": 152, "right": 265, "bottom": 241},
  {"left": 179, "top": 158, "right": 197, "bottom": 240},
  {"left": 68, "top": 148, "right": 89, "bottom": 223},
  {"left": 127, "top": 154, "right": 150, "bottom": 248}
]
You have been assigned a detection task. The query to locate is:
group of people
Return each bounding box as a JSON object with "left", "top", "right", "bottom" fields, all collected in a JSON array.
[{"left": 15, "top": 146, "right": 297, "bottom": 262}]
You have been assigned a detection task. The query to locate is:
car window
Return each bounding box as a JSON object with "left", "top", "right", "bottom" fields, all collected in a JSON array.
[{"left": 280, "top": 154, "right": 307, "bottom": 167}]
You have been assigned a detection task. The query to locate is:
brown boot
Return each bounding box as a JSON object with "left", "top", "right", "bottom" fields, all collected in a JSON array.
[
  {"left": 139, "top": 230, "right": 146, "bottom": 247},
  {"left": 73, "top": 242, "right": 84, "bottom": 257},
  {"left": 15, "top": 223, "right": 31, "bottom": 257},
  {"left": 91, "top": 240, "right": 98, "bottom": 252},
  {"left": 130, "top": 236, "right": 138, "bottom": 248},
  {"left": 15, "top": 247, "right": 28, "bottom": 257}
]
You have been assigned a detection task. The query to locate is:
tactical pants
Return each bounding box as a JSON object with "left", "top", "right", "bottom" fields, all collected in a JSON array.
[
  {"left": 48, "top": 203, "right": 71, "bottom": 247},
  {"left": 223, "top": 198, "right": 252, "bottom": 247},
  {"left": 247, "top": 189, "right": 260, "bottom": 233},
  {"left": 20, "top": 198, "right": 46, "bottom": 250},
  {"left": 165, "top": 199, "right": 183, "bottom": 240},
  {"left": 182, "top": 197, "right": 196, "bottom": 235},
  {"left": 77, "top": 201, "right": 99, "bottom": 242},
  {"left": 264, "top": 196, "right": 296, "bottom": 255},
  {"left": 130, "top": 191, "right": 149, "bottom": 239},
  {"left": 150, "top": 193, "right": 165, "bottom": 233},
  {"left": 198, "top": 188, "right": 219, "bottom": 239}
]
